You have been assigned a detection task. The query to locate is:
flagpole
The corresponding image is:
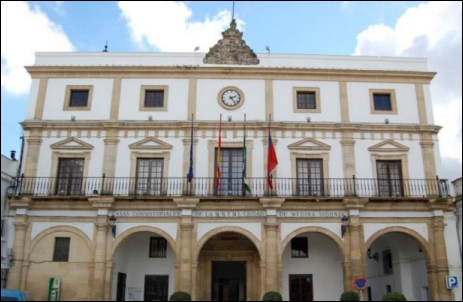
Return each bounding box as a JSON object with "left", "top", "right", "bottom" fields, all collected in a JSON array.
[
  {"left": 189, "top": 113, "right": 194, "bottom": 196},
  {"left": 216, "top": 114, "right": 222, "bottom": 189},
  {"left": 243, "top": 113, "right": 250, "bottom": 195},
  {"left": 269, "top": 114, "right": 272, "bottom": 195}
]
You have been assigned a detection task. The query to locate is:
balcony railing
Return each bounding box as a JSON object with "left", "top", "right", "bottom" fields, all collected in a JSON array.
[{"left": 8, "top": 176, "right": 450, "bottom": 199}]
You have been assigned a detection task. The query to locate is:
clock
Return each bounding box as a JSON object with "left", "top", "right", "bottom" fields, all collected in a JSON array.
[{"left": 218, "top": 86, "right": 245, "bottom": 110}]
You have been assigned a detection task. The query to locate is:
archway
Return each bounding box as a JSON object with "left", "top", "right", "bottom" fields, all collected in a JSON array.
[
  {"left": 364, "top": 230, "right": 430, "bottom": 301},
  {"left": 26, "top": 226, "right": 93, "bottom": 301},
  {"left": 281, "top": 228, "right": 345, "bottom": 301},
  {"left": 111, "top": 228, "right": 177, "bottom": 301},
  {"left": 196, "top": 231, "right": 262, "bottom": 301}
]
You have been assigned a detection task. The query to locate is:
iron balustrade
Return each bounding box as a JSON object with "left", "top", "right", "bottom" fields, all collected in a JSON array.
[{"left": 9, "top": 175, "right": 450, "bottom": 199}]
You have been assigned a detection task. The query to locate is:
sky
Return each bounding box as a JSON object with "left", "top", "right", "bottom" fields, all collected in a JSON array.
[{"left": 1, "top": 1, "right": 461, "bottom": 181}]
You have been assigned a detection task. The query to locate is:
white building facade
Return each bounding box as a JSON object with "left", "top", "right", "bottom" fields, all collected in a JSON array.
[
  {"left": 1, "top": 152, "right": 19, "bottom": 288},
  {"left": 6, "top": 21, "right": 458, "bottom": 301}
]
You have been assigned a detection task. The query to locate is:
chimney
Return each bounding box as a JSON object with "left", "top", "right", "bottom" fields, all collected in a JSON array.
[{"left": 10, "top": 150, "right": 17, "bottom": 161}]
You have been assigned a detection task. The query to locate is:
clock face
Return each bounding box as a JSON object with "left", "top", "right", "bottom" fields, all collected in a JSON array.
[{"left": 221, "top": 89, "right": 241, "bottom": 107}]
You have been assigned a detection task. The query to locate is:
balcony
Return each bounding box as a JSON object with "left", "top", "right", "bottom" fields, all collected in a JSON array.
[{"left": 8, "top": 176, "right": 450, "bottom": 199}]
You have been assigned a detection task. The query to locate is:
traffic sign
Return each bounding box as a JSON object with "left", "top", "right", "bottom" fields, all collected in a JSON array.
[
  {"left": 446, "top": 276, "right": 459, "bottom": 289},
  {"left": 354, "top": 277, "right": 367, "bottom": 290}
]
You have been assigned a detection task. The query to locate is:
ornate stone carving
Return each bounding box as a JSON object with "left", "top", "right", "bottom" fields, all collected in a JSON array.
[{"left": 204, "top": 19, "right": 260, "bottom": 65}]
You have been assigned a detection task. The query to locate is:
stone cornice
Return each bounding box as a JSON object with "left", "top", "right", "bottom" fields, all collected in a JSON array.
[
  {"left": 20, "top": 120, "right": 442, "bottom": 134},
  {"left": 25, "top": 66, "right": 436, "bottom": 84}
]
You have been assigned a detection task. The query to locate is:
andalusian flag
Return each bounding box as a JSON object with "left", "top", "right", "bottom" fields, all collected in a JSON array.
[
  {"left": 216, "top": 114, "right": 222, "bottom": 188},
  {"left": 243, "top": 115, "right": 251, "bottom": 193}
]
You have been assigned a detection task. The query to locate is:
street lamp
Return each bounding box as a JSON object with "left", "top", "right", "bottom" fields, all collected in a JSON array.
[
  {"left": 341, "top": 215, "right": 349, "bottom": 238},
  {"left": 109, "top": 215, "right": 117, "bottom": 238}
]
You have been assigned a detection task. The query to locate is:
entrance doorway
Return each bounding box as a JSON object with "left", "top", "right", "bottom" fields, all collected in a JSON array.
[
  {"left": 212, "top": 262, "right": 246, "bottom": 301},
  {"left": 144, "top": 275, "right": 169, "bottom": 301},
  {"left": 196, "top": 232, "right": 261, "bottom": 301},
  {"left": 289, "top": 274, "right": 314, "bottom": 301}
]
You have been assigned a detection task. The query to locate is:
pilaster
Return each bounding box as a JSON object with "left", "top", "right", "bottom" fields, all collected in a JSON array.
[
  {"left": 6, "top": 197, "right": 32, "bottom": 290},
  {"left": 431, "top": 215, "right": 452, "bottom": 301},
  {"left": 260, "top": 198, "right": 284, "bottom": 294},
  {"left": 174, "top": 198, "right": 199, "bottom": 295},
  {"left": 24, "top": 133, "right": 43, "bottom": 177},
  {"left": 102, "top": 129, "right": 120, "bottom": 179},
  {"left": 420, "top": 133, "right": 437, "bottom": 180},
  {"left": 89, "top": 197, "right": 114, "bottom": 301}
]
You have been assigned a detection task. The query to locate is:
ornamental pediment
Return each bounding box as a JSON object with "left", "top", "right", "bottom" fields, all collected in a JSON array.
[
  {"left": 288, "top": 138, "right": 331, "bottom": 151},
  {"left": 368, "top": 139, "right": 410, "bottom": 153},
  {"left": 203, "top": 19, "right": 260, "bottom": 65},
  {"left": 50, "top": 137, "right": 94, "bottom": 150},
  {"left": 129, "top": 138, "right": 173, "bottom": 150}
]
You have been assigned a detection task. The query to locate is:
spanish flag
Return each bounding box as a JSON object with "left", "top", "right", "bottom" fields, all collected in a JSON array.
[{"left": 267, "top": 117, "right": 278, "bottom": 190}]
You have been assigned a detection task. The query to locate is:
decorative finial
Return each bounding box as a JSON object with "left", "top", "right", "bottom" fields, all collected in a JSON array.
[
  {"left": 103, "top": 41, "right": 108, "bottom": 52},
  {"left": 232, "top": 1, "right": 235, "bottom": 21}
]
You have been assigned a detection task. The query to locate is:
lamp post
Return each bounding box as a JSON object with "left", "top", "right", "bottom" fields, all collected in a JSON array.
[
  {"left": 109, "top": 215, "right": 117, "bottom": 238},
  {"left": 341, "top": 215, "right": 349, "bottom": 238}
]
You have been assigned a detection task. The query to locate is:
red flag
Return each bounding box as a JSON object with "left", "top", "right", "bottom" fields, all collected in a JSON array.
[
  {"left": 216, "top": 115, "right": 222, "bottom": 188},
  {"left": 267, "top": 132, "right": 278, "bottom": 189}
]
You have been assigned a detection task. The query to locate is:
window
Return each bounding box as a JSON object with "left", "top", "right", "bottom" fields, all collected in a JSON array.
[
  {"left": 136, "top": 159, "right": 164, "bottom": 196},
  {"left": 139, "top": 85, "right": 168, "bottom": 111},
  {"left": 64, "top": 85, "right": 93, "bottom": 110},
  {"left": 144, "top": 90, "right": 164, "bottom": 108},
  {"left": 373, "top": 93, "right": 392, "bottom": 111},
  {"left": 383, "top": 250, "right": 393, "bottom": 274},
  {"left": 215, "top": 148, "right": 244, "bottom": 196},
  {"left": 369, "top": 89, "right": 397, "bottom": 114},
  {"left": 376, "top": 160, "right": 403, "bottom": 197},
  {"left": 289, "top": 275, "right": 313, "bottom": 301},
  {"left": 293, "top": 87, "right": 321, "bottom": 113},
  {"left": 296, "top": 159, "right": 324, "bottom": 196},
  {"left": 70, "top": 90, "right": 89, "bottom": 107},
  {"left": 386, "top": 285, "right": 392, "bottom": 293},
  {"left": 291, "top": 237, "right": 308, "bottom": 258},
  {"left": 368, "top": 287, "right": 372, "bottom": 301},
  {"left": 149, "top": 238, "right": 167, "bottom": 258},
  {"left": 53, "top": 237, "right": 70, "bottom": 262},
  {"left": 56, "top": 158, "right": 84, "bottom": 196},
  {"left": 1, "top": 269, "right": 7, "bottom": 289},
  {"left": 297, "top": 91, "right": 316, "bottom": 109}
]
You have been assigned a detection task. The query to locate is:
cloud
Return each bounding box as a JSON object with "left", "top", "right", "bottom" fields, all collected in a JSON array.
[
  {"left": 1, "top": 1, "right": 73, "bottom": 96},
  {"left": 50, "top": 1, "right": 66, "bottom": 17},
  {"left": 341, "top": 1, "right": 356, "bottom": 13},
  {"left": 118, "top": 1, "right": 242, "bottom": 52},
  {"left": 354, "top": 1, "right": 462, "bottom": 177}
]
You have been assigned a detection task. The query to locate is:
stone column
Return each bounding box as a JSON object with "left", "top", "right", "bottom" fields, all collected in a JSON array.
[
  {"left": 344, "top": 206, "right": 366, "bottom": 295},
  {"left": 432, "top": 215, "right": 452, "bottom": 301},
  {"left": 265, "top": 224, "right": 279, "bottom": 292},
  {"left": 179, "top": 223, "right": 194, "bottom": 293},
  {"left": 7, "top": 221, "right": 28, "bottom": 290},
  {"left": 23, "top": 134, "right": 43, "bottom": 177},
  {"left": 6, "top": 198, "right": 32, "bottom": 290},
  {"left": 89, "top": 197, "right": 114, "bottom": 301},
  {"left": 91, "top": 221, "right": 109, "bottom": 301},
  {"left": 420, "top": 133, "right": 437, "bottom": 180},
  {"left": 174, "top": 198, "right": 199, "bottom": 295},
  {"left": 102, "top": 131, "right": 120, "bottom": 178},
  {"left": 260, "top": 198, "right": 285, "bottom": 294}
]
